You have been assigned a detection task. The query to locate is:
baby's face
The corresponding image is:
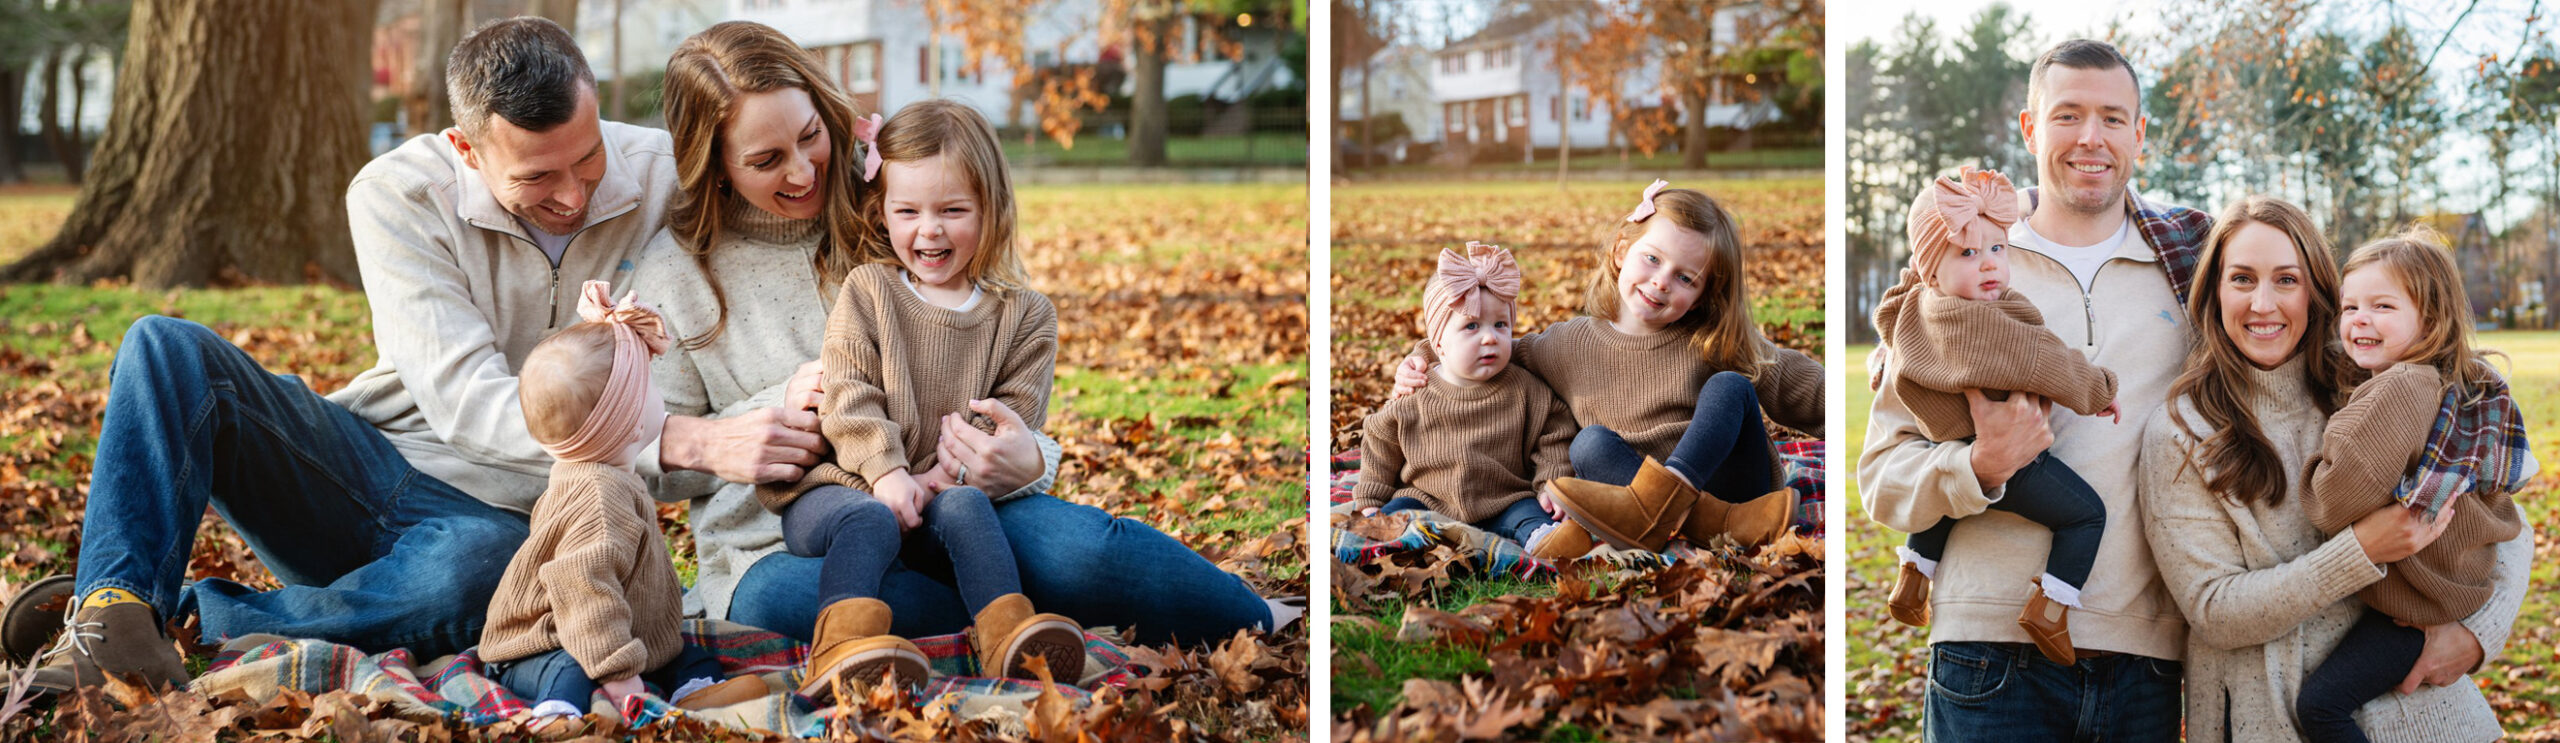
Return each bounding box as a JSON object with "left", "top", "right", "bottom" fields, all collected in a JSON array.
[
  {"left": 606, "top": 379, "right": 666, "bottom": 468},
  {"left": 1931, "top": 243, "right": 2011, "bottom": 301},
  {"left": 1432, "top": 303, "right": 1515, "bottom": 385}
]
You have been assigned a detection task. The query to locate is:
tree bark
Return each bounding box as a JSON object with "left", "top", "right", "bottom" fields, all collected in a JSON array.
[
  {"left": 408, "top": 0, "right": 464, "bottom": 136},
  {"left": 1128, "top": 16, "right": 1169, "bottom": 167},
  {"left": 1681, "top": 87, "right": 1708, "bottom": 169},
  {"left": 0, "top": 66, "right": 24, "bottom": 184},
  {"left": 3, "top": 0, "right": 377, "bottom": 288},
  {"left": 37, "top": 48, "right": 86, "bottom": 183}
]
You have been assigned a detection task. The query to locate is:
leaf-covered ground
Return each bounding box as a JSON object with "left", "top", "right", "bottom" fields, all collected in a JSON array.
[
  {"left": 1328, "top": 179, "right": 1825, "bottom": 740},
  {"left": 1843, "top": 333, "right": 2560, "bottom": 742},
  {"left": 0, "top": 182, "right": 1311, "bottom": 741}
]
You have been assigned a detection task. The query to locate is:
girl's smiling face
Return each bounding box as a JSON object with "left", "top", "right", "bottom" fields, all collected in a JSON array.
[
  {"left": 2339, "top": 265, "right": 2422, "bottom": 370},
  {"left": 883, "top": 152, "right": 981, "bottom": 303},
  {"left": 1612, "top": 219, "right": 1712, "bottom": 334}
]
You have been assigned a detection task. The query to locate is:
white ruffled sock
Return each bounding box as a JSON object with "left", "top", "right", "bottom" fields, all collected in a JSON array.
[
  {"left": 668, "top": 676, "right": 716, "bottom": 704},
  {"left": 2039, "top": 573, "right": 2084, "bottom": 608},
  {"left": 1896, "top": 546, "right": 1940, "bottom": 581}
]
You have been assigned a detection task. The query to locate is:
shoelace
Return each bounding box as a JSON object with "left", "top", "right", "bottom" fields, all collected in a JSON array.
[{"left": 41, "top": 612, "right": 104, "bottom": 663}]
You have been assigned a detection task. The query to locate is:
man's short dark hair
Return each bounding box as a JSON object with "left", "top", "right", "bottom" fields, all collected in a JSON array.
[
  {"left": 2027, "top": 38, "right": 2142, "bottom": 118},
  {"left": 447, "top": 17, "right": 595, "bottom": 137}
]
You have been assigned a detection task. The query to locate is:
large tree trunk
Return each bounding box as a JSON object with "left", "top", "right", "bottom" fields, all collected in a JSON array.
[
  {"left": 408, "top": 0, "right": 465, "bottom": 136},
  {"left": 37, "top": 49, "right": 87, "bottom": 184},
  {"left": 1680, "top": 88, "right": 1708, "bottom": 170},
  {"left": 1128, "top": 17, "right": 1169, "bottom": 168},
  {"left": 3, "top": 0, "right": 376, "bottom": 287},
  {"left": 0, "top": 67, "right": 24, "bottom": 184}
]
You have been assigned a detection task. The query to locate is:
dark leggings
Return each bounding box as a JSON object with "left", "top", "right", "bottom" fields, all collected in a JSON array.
[
  {"left": 1566, "top": 371, "right": 1773, "bottom": 504},
  {"left": 1376, "top": 495, "right": 1555, "bottom": 544},
  {"left": 780, "top": 484, "right": 1020, "bottom": 619},
  {"left": 2297, "top": 608, "right": 2425, "bottom": 743},
  {"left": 495, "top": 642, "right": 724, "bottom": 707},
  {"left": 1903, "top": 451, "right": 2104, "bottom": 589}
]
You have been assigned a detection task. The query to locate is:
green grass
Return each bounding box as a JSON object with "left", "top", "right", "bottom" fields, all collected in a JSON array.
[
  {"left": 1845, "top": 332, "right": 2560, "bottom": 738},
  {"left": 1330, "top": 575, "right": 1555, "bottom": 718},
  {"left": 1002, "top": 132, "right": 1308, "bottom": 167}
]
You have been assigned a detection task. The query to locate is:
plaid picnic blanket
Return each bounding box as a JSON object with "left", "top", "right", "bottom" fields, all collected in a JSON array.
[
  {"left": 1328, "top": 440, "right": 1827, "bottom": 539},
  {"left": 190, "top": 618, "right": 1133, "bottom": 736}
]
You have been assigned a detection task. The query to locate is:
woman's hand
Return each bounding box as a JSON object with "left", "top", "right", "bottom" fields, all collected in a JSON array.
[
  {"left": 2397, "top": 620, "right": 2484, "bottom": 693},
  {"left": 2352, "top": 500, "right": 2457, "bottom": 565},
  {"left": 875, "top": 469, "right": 928, "bottom": 530},
  {"left": 1389, "top": 355, "right": 1432, "bottom": 399},
  {"left": 935, "top": 400, "right": 1043, "bottom": 495},
  {"left": 785, "top": 359, "right": 825, "bottom": 413}
]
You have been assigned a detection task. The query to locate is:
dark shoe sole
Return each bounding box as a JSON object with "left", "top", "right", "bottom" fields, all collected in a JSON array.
[
  {"left": 1003, "top": 620, "right": 1086, "bottom": 684},
  {"left": 799, "top": 650, "right": 928, "bottom": 702},
  {"left": 2, "top": 574, "right": 75, "bottom": 666}
]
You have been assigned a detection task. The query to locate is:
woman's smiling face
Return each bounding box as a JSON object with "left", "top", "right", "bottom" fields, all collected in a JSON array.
[
  {"left": 720, "top": 87, "right": 830, "bottom": 221},
  {"left": 2216, "top": 221, "right": 2316, "bottom": 369}
]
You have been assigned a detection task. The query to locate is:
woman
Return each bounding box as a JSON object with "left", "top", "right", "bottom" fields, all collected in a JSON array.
[
  {"left": 2138, "top": 195, "right": 2531, "bottom": 741},
  {"left": 630, "top": 21, "right": 1281, "bottom": 646}
]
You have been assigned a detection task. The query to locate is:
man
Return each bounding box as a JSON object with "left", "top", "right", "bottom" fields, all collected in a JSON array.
[
  {"left": 1859, "top": 38, "right": 2508, "bottom": 740},
  {"left": 15, "top": 17, "right": 823, "bottom": 694}
]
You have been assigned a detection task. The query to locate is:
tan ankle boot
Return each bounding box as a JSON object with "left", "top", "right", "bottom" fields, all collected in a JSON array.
[
  {"left": 802, "top": 597, "right": 928, "bottom": 701},
  {"left": 1525, "top": 519, "right": 1596, "bottom": 561},
  {"left": 1887, "top": 562, "right": 1931, "bottom": 627},
  {"left": 2018, "top": 583, "right": 2075, "bottom": 665},
  {"left": 1548, "top": 457, "right": 1700, "bottom": 552},
  {"left": 1681, "top": 487, "right": 1798, "bottom": 548},
  {"left": 970, "top": 593, "right": 1085, "bottom": 683}
]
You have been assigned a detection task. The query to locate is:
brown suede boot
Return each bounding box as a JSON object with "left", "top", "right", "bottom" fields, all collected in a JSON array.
[
  {"left": 801, "top": 597, "right": 928, "bottom": 701},
  {"left": 25, "top": 598, "right": 190, "bottom": 697},
  {"left": 2018, "top": 582, "right": 2076, "bottom": 666},
  {"left": 1680, "top": 487, "right": 1799, "bottom": 548},
  {"left": 672, "top": 675, "right": 770, "bottom": 710},
  {"left": 2, "top": 574, "right": 74, "bottom": 666},
  {"left": 1887, "top": 562, "right": 1931, "bottom": 627},
  {"left": 1547, "top": 457, "right": 1700, "bottom": 552},
  {"left": 970, "top": 593, "right": 1085, "bottom": 683},
  {"left": 1524, "top": 520, "right": 1596, "bottom": 561}
]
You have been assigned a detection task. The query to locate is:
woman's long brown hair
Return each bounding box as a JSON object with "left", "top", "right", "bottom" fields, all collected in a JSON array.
[{"left": 2164, "top": 194, "right": 2356, "bottom": 507}]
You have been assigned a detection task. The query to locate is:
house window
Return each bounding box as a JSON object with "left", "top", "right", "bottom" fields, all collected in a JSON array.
[
  {"left": 1571, "top": 93, "right": 1588, "bottom": 120},
  {"left": 1508, "top": 96, "right": 1526, "bottom": 126},
  {"left": 845, "top": 41, "right": 879, "bottom": 93}
]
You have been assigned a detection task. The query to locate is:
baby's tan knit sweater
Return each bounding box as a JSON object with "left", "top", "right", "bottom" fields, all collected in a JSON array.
[
  {"left": 1352, "top": 365, "right": 1576, "bottom": 522},
  {"left": 2304, "top": 362, "right": 2525, "bottom": 625},
  {"left": 479, "top": 462, "right": 685, "bottom": 680},
  {"left": 1869, "top": 277, "right": 2117, "bottom": 441},
  {"left": 758, "top": 263, "right": 1057, "bottom": 510}
]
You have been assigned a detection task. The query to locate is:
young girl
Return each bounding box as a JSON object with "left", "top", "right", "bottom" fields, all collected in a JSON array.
[
  {"left": 751, "top": 99, "right": 1084, "bottom": 700},
  {"left": 1392, "top": 180, "right": 1825, "bottom": 553},
  {"left": 1351, "top": 242, "right": 1581, "bottom": 558},
  {"left": 480, "top": 282, "right": 762, "bottom": 726},
  {"left": 1870, "top": 167, "right": 2118, "bottom": 666},
  {"left": 2295, "top": 230, "right": 2533, "bottom": 742}
]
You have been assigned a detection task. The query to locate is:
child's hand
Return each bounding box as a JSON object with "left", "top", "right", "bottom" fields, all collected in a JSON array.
[
  {"left": 2100, "top": 401, "right": 2121, "bottom": 424},
  {"left": 1390, "top": 355, "right": 1432, "bottom": 399},
  {"left": 914, "top": 459, "right": 959, "bottom": 494},
  {"left": 1360, "top": 506, "right": 1380, "bottom": 516},
  {"left": 1538, "top": 484, "right": 1560, "bottom": 516},
  {"left": 876, "top": 470, "right": 928, "bottom": 530},
  {"left": 601, "top": 675, "right": 646, "bottom": 704},
  {"left": 786, "top": 360, "right": 825, "bottom": 413}
]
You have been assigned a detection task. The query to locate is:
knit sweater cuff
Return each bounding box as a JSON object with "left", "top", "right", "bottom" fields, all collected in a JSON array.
[
  {"left": 580, "top": 638, "right": 652, "bottom": 682},
  {"left": 2308, "top": 528, "right": 2390, "bottom": 600},
  {"left": 853, "top": 450, "right": 911, "bottom": 488}
]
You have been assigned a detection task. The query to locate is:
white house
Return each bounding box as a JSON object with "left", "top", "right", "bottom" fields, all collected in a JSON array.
[
  {"left": 1429, "top": 5, "right": 1785, "bottom": 162},
  {"left": 1339, "top": 42, "right": 1438, "bottom": 163},
  {"left": 574, "top": 0, "right": 725, "bottom": 112},
  {"left": 728, "top": 0, "right": 1295, "bottom": 129}
]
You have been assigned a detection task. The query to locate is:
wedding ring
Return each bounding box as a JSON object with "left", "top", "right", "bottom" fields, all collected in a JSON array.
[{"left": 954, "top": 463, "right": 968, "bottom": 486}]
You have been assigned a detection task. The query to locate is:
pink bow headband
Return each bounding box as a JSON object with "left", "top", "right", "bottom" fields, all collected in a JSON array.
[
  {"left": 540, "top": 281, "right": 671, "bottom": 463},
  {"left": 1905, "top": 166, "right": 2019, "bottom": 283},
  {"left": 1421, "top": 241, "right": 1523, "bottom": 346},
  {"left": 852, "top": 112, "right": 885, "bottom": 183},
  {"left": 1626, "top": 179, "right": 1671, "bottom": 222}
]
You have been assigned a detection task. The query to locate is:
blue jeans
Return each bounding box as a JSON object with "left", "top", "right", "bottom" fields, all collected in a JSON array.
[
  {"left": 782, "top": 485, "right": 1019, "bottom": 617},
  {"left": 493, "top": 642, "right": 724, "bottom": 707},
  {"left": 73, "top": 316, "right": 531, "bottom": 657},
  {"left": 1376, "top": 496, "right": 1554, "bottom": 545},
  {"left": 1905, "top": 452, "right": 2105, "bottom": 589},
  {"left": 730, "top": 494, "right": 1271, "bottom": 647},
  {"left": 1566, "top": 371, "right": 1772, "bottom": 503},
  {"left": 1923, "top": 641, "right": 2181, "bottom": 742}
]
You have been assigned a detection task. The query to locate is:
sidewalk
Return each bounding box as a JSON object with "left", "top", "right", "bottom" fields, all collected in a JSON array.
[{"left": 1014, "top": 166, "right": 1308, "bottom": 185}]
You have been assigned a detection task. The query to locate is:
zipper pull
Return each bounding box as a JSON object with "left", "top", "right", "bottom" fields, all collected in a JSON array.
[{"left": 548, "top": 267, "right": 561, "bottom": 329}]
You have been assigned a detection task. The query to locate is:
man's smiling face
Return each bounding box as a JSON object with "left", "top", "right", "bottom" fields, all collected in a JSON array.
[{"left": 2020, "top": 63, "right": 2145, "bottom": 218}]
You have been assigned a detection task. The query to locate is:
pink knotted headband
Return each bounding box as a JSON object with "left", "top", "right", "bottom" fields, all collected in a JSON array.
[
  {"left": 1626, "top": 179, "right": 1671, "bottom": 222},
  {"left": 540, "top": 281, "right": 671, "bottom": 463},
  {"left": 852, "top": 112, "right": 885, "bottom": 183},
  {"left": 1905, "top": 166, "right": 2019, "bottom": 283},
  {"left": 1421, "top": 241, "right": 1523, "bottom": 347}
]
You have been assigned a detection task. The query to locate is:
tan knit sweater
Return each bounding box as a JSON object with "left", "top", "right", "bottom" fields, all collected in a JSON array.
[
  {"left": 1869, "top": 275, "right": 2117, "bottom": 441},
  {"left": 2303, "top": 362, "right": 2525, "bottom": 626},
  {"left": 758, "top": 263, "right": 1057, "bottom": 510},
  {"left": 480, "top": 462, "right": 685, "bottom": 680},
  {"left": 1352, "top": 366, "right": 1576, "bottom": 522}
]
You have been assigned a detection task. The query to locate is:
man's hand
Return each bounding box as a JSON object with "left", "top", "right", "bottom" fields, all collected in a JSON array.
[
  {"left": 2397, "top": 620, "right": 2484, "bottom": 694},
  {"left": 1965, "top": 389, "right": 2052, "bottom": 491},
  {"left": 661, "top": 408, "right": 823, "bottom": 484},
  {"left": 933, "top": 400, "right": 1043, "bottom": 496}
]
